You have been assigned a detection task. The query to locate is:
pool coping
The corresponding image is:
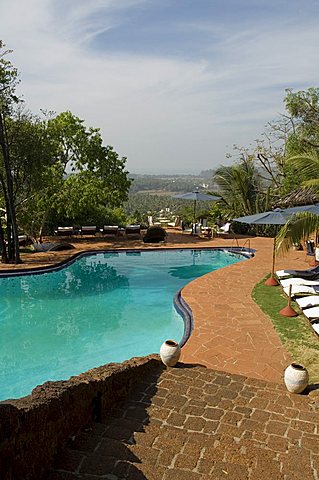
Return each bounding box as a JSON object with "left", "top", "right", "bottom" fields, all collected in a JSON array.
[{"left": 0, "top": 246, "right": 255, "bottom": 278}]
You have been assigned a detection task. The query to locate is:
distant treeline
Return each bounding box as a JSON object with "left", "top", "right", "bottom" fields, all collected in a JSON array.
[{"left": 129, "top": 173, "right": 215, "bottom": 193}]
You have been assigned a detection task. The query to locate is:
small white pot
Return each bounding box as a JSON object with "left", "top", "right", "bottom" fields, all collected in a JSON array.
[
  {"left": 160, "top": 340, "right": 181, "bottom": 367},
  {"left": 284, "top": 363, "right": 309, "bottom": 394}
]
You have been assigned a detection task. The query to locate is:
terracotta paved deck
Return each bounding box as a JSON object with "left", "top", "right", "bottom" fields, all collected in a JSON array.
[
  {"left": 48, "top": 361, "right": 319, "bottom": 480},
  {"left": 180, "top": 236, "right": 308, "bottom": 383}
]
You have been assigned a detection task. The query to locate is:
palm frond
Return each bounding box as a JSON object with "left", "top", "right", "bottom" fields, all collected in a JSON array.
[
  {"left": 276, "top": 212, "right": 319, "bottom": 255},
  {"left": 287, "top": 152, "right": 319, "bottom": 179},
  {"left": 301, "top": 178, "right": 319, "bottom": 190}
]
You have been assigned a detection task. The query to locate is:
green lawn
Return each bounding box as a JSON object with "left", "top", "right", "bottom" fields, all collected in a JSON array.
[{"left": 252, "top": 277, "right": 319, "bottom": 383}]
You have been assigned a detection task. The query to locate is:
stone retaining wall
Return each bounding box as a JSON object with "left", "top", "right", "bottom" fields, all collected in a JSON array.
[{"left": 0, "top": 355, "right": 161, "bottom": 480}]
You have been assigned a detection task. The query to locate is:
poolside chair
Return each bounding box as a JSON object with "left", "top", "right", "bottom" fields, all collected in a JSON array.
[
  {"left": 125, "top": 225, "right": 141, "bottom": 237},
  {"left": 79, "top": 226, "right": 97, "bottom": 236},
  {"left": 280, "top": 277, "right": 319, "bottom": 288},
  {"left": 54, "top": 226, "right": 76, "bottom": 236},
  {"left": 296, "top": 295, "right": 319, "bottom": 310},
  {"left": 283, "top": 284, "right": 319, "bottom": 297},
  {"left": 302, "top": 306, "right": 319, "bottom": 320},
  {"left": 305, "top": 240, "right": 315, "bottom": 258},
  {"left": 147, "top": 216, "right": 161, "bottom": 227},
  {"left": 311, "top": 319, "right": 319, "bottom": 336},
  {"left": 101, "top": 225, "right": 119, "bottom": 236},
  {"left": 276, "top": 264, "right": 319, "bottom": 280},
  {"left": 192, "top": 223, "right": 202, "bottom": 236},
  {"left": 215, "top": 222, "right": 232, "bottom": 237},
  {"left": 167, "top": 216, "right": 181, "bottom": 228},
  {"left": 32, "top": 242, "right": 75, "bottom": 252},
  {"left": 18, "top": 235, "right": 33, "bottom": 246}
]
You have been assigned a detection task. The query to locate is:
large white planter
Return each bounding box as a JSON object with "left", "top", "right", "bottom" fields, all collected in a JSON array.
[
  {"left": 284, "top": 363, "right": 309, "bottom": 394},
  {"left": 160, "top": 340, "right": 181, "bottom": 367}
]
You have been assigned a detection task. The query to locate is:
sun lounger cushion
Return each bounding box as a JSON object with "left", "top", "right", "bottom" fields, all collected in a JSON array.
[
  {"left": 302, "top": 306, "right": 319, "bottom": 320},
  {"left": 276, "top": 270, "right": 292, "bottom": 279},
  {"left": 280, "top": 277, "right": 319, "bottom": 287},
  {"left": 276, "top": 265, "right": 319, "bottom": 280},
  {"left": 295, "top": 295, "right": 319, "bottom": 309},
  {"left": 283, "top": 285, "right": 319, "bottom": 297},
  {"left": 102, "top": 226, "right": 119, "bottom": 235},
  {"left": 311, "top": 320, "right": 319, "bottom": 335},
  {"left": 125, "top": 225, "right": 141, "bottom": 235}
]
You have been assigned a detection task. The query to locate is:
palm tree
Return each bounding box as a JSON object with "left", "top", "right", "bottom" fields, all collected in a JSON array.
[
  {"left": 214, "top": 158, "right": 265, "bottom": 217},
  {"left": 287, "top": 151, "right": 319, "bottom": 189},
  {"left": 276, "top": 211, "right": 319, "bottom": 254}
]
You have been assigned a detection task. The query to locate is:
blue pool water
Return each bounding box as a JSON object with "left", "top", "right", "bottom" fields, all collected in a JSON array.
[{"left": 0, "top": 249, "right": 245, "bottom": 400}]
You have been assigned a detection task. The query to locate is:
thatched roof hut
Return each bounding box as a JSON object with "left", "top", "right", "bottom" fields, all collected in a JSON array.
[{"left": 274, "top": 187, "right": 319, "bottom": 208}]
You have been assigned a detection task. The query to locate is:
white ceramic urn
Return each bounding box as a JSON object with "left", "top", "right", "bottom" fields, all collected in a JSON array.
[
  {"left": 284, "top": 363, "right": 309, "bottom": 394},
  {"left": 160, "top": 340, "right": 181, "bottom": 367}
]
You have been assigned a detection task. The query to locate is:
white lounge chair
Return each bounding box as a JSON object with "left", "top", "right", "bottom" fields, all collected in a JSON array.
[
  {"left": 54, "top": 226, "right": 76, "bottom": 236},
  {"left": 216, "top": 222, "right": 231, "bottom": 236},
  {"left": 79, "top": 226, "right": 97, "bottom": 236},
  {"left": 311, "top": 320, "right": 319, "bottom": 335},
  {"left": 302, "top": 306, "right": 319, "bottom": 320},
  {"left": 276, "top": 269, "right": 292, "bottom": 279},
  {"left": 295, "top": 295, "right": 319, "bottom": 309},
  {"left": 280, "top": 277, "right": 319, "bottom": 288},
  {"left": 101, "top": 225, "right": 119, "bottom": 236},
  {"left": 125, "top": 225, "right": 141, "bottom": 237},
  {"left": 167, "top": 216, "right": 181, "bottom": 228},
  {"left": 283, "top": 285, "right": 319, "bottom": 297}
]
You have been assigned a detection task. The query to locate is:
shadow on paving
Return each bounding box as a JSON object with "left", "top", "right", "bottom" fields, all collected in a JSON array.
[
  {"left": 46, "top": 361, "right": 319, "bottom": 480},
  {"left": 47, "top": 362, "right": 166, "bottom": 480}
]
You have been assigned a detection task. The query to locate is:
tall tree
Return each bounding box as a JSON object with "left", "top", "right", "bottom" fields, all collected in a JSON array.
[
  {"left": 18, "top": 111, "right": 131, "bottom": 238},
  {"left": 0, "top": 41, "right": 21, "bottom": 263}
]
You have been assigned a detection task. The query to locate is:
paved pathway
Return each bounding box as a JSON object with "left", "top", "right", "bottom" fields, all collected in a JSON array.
[
  {"left": 181, "top": 236, "right": 308, "bottom": 383},
  {"left": 48, "top": 362, "right": 319, "bottom": 480}
]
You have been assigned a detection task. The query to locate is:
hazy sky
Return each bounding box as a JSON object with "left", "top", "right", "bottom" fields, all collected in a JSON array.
[{"left": 1, "top": 0, "right": 319, "bottom": 174}]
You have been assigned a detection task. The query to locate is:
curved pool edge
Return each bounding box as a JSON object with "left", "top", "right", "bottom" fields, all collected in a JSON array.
[
  {"left": 0, "top": 246, "right": 255, "bottom": 278},
  {"left": 0, "top": 246, "right": 255, "bottom": 401},
  {"left": 174, "top": 289, "right": 193, "bottom": 348},
  {"left": 0, "top": 246, "right": 255, "bottom": 358}
]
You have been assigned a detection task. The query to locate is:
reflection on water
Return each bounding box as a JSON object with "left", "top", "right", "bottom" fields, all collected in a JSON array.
[{"left": 0, "top": 249, "right": 244, "bottom": 400}]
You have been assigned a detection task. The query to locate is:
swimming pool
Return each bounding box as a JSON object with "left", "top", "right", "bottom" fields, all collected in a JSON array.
[{"left": 0, "top": 248, "right": 245, "bottom": 400}]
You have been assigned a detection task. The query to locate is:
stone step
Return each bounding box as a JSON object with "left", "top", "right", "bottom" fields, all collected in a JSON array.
[{"left": 48, "top": 365, "right": 319, "bottom": 480}]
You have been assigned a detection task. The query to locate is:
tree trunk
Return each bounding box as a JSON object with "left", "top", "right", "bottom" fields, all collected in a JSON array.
[
  {"left": 0, "top": 111, "right": 21, "bottom": 263},
  {"left": 0, "top": 218, "right": 8, "bottom": 263}
]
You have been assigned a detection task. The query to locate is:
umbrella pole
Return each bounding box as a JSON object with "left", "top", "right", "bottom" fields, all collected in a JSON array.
[
  {"left": 280, "top": 284, "right": 298, "bottom": 317},
  {"left": 265, "top": 236, "right": 279, "bottom": 286},
  {"left": 193, "top": 200, "right": 197, "bottom": 233}
]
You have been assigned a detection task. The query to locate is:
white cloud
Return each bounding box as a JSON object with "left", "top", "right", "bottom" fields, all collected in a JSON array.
[{"left": 1, "top": 0, "right": 319, "bottom": 173}]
